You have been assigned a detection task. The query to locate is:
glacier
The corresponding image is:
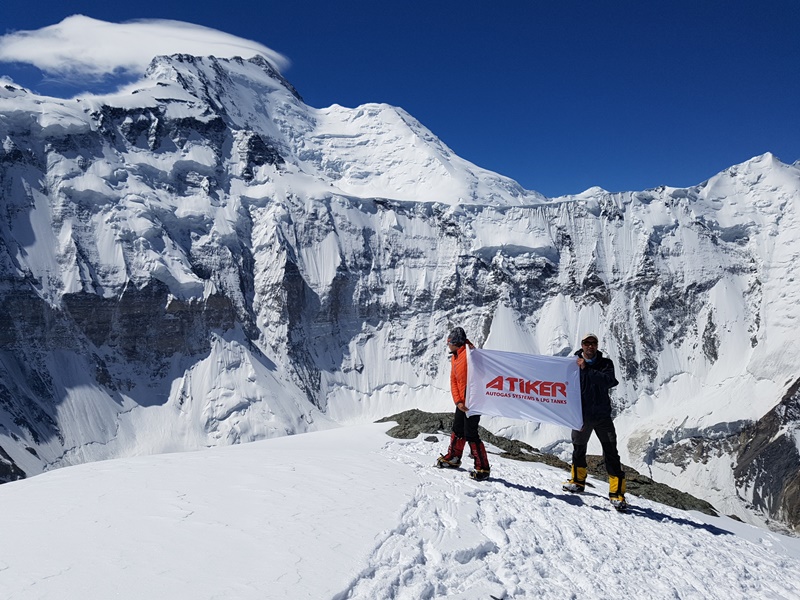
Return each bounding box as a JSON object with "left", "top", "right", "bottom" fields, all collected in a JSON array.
[{"left": 1, "top": 53, "right": 799, "bottom": 532}]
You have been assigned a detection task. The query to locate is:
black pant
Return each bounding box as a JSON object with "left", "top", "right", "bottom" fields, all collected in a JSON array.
[
  {"left": 571, "top": 417, "right": 625, "bottom": 479},
  {"left": 451, "top": 408, "right": 481, "bottom": 442}
]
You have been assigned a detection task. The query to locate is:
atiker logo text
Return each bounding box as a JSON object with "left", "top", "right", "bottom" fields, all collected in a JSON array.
[{"left": 485, "top": 376, "right": 567, "bottom": 398}]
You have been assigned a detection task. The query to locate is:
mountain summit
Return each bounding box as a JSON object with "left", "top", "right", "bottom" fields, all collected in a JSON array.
[{"left": 1, "top": 54, "right": 799, "bottom": 532}]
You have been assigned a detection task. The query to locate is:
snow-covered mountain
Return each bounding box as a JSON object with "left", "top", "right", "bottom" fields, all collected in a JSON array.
[{"left": 1, "top": 53, "right": 799, "bottom": 533}]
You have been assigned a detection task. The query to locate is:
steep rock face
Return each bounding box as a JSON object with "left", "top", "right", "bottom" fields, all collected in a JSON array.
[
  {"left": 636, "top": 377, "right": 800, "bottom": 531},
  {"left": 734, "top": 379, "right": 800, "bottom": 530},
  {"left": 0, "top": 55, "right": 799, "bottom": 531}
]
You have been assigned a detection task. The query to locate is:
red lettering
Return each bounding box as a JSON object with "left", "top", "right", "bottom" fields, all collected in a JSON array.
[
  {"left": 486, "top": 376, "right": 504, "bottom": 391},
  {"left": 486, "top": 375, "right": 568, "bottom": 398},
  {"left": 524, "top": 380, "right": 540, "bottom": 394}
]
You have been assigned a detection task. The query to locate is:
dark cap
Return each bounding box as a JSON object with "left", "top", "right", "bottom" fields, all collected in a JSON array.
[{"left": 447, "top": 327, "right": 467, "bottom": 347}]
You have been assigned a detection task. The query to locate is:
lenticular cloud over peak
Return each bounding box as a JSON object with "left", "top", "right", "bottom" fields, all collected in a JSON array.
[{"left": 0, "top": 15, "right": 289, "bottom": 79}]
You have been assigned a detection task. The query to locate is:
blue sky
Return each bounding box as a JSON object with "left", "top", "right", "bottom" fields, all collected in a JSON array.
[{"left": 1, "top": 0, "right": 798, "bottom": 197}]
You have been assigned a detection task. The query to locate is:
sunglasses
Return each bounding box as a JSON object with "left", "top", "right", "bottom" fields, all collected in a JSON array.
[{"left": 582, "top": 340, "right": 598, "bottom": 346}]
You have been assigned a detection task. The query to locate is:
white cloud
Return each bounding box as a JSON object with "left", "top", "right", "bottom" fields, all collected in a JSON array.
[{"left": 0, "top": 15, "right": 289, "bottom": 80}]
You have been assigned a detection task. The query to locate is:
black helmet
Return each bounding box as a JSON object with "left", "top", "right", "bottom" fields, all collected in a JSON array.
[{"left": 447, "top": 327, "right": 467, "bottom": 347}]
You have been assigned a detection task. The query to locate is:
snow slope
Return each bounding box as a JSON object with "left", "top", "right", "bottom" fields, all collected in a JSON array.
[{"left": 0, "top": 423, "right": 797, "bottom": 600}]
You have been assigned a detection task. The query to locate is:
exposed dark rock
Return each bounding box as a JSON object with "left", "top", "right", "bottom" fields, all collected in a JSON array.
[
  {"left": 0, "top": 444, "right": 25, "bottom": 483},
  {"left": 702, "top": 312, "right": 719, "bottom": 363},
  {"left": 62, "top": 281, "right": 237, "bottom": 363},
  {"left": 240, "top": 132, "right": 284, "bottom": 181},
  {"left": 734, "top": 377, "right": 800, "bottom": 531}
]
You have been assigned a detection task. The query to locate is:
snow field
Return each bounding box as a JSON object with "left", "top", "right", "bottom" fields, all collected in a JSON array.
[{"left": 0, "top": 423, "right": 798, "bottom": 600}]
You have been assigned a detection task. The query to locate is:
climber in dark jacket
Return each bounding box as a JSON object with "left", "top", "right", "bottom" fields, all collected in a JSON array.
[{"left": 563, "top": 333, "right": 627, "bottom": 509}]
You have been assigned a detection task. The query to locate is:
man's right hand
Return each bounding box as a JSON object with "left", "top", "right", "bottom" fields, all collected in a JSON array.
[{"left": 457, "top": 402, "right": 468, "bottom": 412}]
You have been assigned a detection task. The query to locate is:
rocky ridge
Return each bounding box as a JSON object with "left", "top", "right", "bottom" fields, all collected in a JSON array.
[{"left": 379, "top": 409, "right": 719, "bottom": 516}]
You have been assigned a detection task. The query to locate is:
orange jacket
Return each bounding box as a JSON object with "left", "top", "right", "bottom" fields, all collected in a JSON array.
[{"left": 450, "top": 342, "right": 474, "bottom": 405}]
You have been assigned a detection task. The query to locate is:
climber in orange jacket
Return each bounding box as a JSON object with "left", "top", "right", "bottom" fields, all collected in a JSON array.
[{"left": 436, "top": 327, "right": 491, "bottom": 480}]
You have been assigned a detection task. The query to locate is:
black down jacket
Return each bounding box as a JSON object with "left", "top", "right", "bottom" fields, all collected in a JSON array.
[{"left": 574, "top": 349, "right": 619, "bottom": 420}]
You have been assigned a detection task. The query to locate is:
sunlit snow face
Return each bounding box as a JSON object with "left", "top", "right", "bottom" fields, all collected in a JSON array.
[{"left": 581, "top": 338, "right": 598, "bottom": 360}]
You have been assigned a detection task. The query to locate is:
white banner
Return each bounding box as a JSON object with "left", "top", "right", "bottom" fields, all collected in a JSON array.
[{"left": 466, "top": 348, "right": 583, "bottom": 430}]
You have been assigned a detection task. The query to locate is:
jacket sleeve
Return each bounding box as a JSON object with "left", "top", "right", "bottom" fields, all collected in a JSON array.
[
  {"left": 586, "top": 358, "right": 619, "bottom": 390},
  {"left": 450, "top": 350, "right": 469, "bottom": 404}
]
